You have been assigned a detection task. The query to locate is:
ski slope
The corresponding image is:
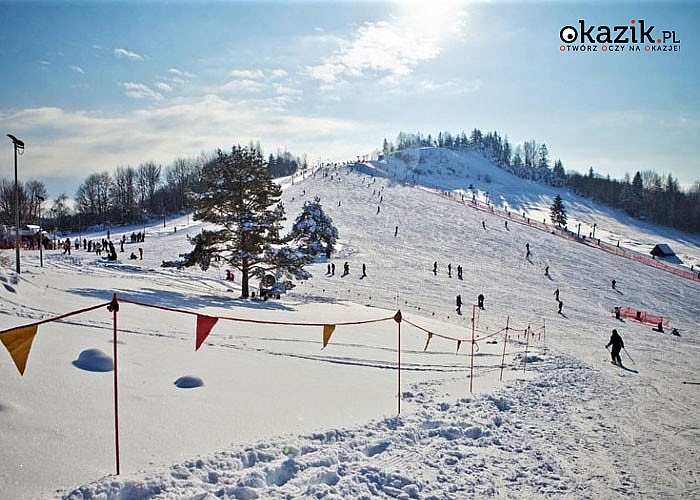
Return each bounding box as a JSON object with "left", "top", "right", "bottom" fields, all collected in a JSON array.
[{"left": 1, "top": 148, "right": 699, "bottom": 499}]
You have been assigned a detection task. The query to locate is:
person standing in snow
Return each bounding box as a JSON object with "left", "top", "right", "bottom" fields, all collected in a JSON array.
[
  {"left": 456, "top": 294, "right": 463, "bottom": 315},
  {"left": 361, "top": 263, "right": 367, "bottom": 279},
  {"left": 433, "top": 261, "right": 438, "bottom": 275},
  {"left": 606, "top": 329, "right": 624, "bottom": 366},
  {"left": 477, "top": 294, "right": 485, "bottom": 309}
]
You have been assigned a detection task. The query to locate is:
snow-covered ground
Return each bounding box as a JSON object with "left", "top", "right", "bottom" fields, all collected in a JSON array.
[{"left": 1, "top": 148, "right": 699, "bottom": 499}]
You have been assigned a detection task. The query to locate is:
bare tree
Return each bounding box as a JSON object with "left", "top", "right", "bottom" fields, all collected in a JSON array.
[
  {"left": 112, "top": 166, "right": 137, "bottom": 221},
  {"left": 25, "top": 180, "right": 48, "bottom": 223},
  {"left": 75, "top": 172, "right": 113, "bottom": 223},
  {"left": 136, "top": 161, "right": 161, "bottom": 210}
]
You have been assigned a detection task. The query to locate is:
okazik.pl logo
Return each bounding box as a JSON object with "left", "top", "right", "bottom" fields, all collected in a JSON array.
[{"left": 559, "top": 19, "right": 681, "bottom": 52}]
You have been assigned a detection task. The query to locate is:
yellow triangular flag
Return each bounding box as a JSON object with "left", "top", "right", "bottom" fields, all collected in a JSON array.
[
  {"left": 423, "top": 332, "right": 433, "bottom": 352},
  {"left": 322, "top": 324, "right": 336, "bottom": 349},
  {"left": 0, "top": 324, "right": 39, "bottom": 375}
]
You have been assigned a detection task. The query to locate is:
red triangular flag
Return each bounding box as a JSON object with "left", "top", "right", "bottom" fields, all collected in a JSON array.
[{"left": 195, "top": 315, "right": 219, "bottom": 351}]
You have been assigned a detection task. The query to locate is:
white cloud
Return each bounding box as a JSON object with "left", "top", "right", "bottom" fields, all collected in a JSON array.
[
  {"left": 231, "top": 68, "right": 289, "bottom": 80},
  {"left": 230, "top": 69, "right": 265, "bottom": 79},
  {"left": 169, "top": 68, "right": 195, "bottom": 79},
  {"left": 69, "top": 65, "right": 85, "bottom": 74},
  {"left": 307, "top": 0, "right": 467, "bottom": 86},
  {"left": 114, "top": 48, "right": 145, "bottom": 61},
  {"left": 0, "top": 98, "right": 376, "bottom": 186},
  {"left": 274, "top": 83, "right": 303, "bottom": 97},
  {"left": 155, "top": 81, "right": 173, "bottom": 92},
  {"left": 122, "top": 82, "right": 163, "bottom": 100},
  {"left": 220, "top": 79, "right": 267, "bottom": 93}
]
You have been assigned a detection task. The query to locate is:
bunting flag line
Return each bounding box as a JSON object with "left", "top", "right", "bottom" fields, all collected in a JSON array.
[
  {"left": 322, "top": 324, "right": 336, "bottom": 349},
  {"left": 196, "top": 315, "right": 219, "bottom": 351},
  {"left": 0, "top": 324, "right": 39, "bottom": 376}
]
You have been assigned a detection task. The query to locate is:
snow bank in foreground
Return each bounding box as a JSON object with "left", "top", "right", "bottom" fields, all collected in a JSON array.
[{"left": 66, "top": 355, "right": 618, "bottom": 499}]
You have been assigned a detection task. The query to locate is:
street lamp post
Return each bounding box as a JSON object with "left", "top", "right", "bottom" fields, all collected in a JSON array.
[
  {"left": 37, "top": 195, "right": 44, "bottom": 267},
  {"left": 7, "top": 134, "right": 25, "bottom": 274}
]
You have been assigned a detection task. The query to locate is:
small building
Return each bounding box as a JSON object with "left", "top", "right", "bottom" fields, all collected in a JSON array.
[{"left": 650, "top": 244, "right": 675, "bottom": 258}]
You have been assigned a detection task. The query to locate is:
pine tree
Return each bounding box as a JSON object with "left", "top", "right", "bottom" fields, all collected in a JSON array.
[
  {"left": 177, "top": 145, "right": 312, "bottom": 298},
  {"left": 286, "top": 197, "right": 339, "bottom": 258},
  {"left": 550, "top": 194, "right": 567, "bottom": 227}
]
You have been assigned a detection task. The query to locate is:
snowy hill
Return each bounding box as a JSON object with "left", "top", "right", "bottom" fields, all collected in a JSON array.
[{"left": 1, "top": 148, "right": 699, "bottom": 499}]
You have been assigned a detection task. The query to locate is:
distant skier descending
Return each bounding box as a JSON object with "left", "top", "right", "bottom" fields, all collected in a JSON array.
[{"left": 606, "top": 329, "right": 624, "bottom": 365}]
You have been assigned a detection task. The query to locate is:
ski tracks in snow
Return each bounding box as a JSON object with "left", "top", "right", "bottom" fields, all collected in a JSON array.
[{"left": 64, "top": 352, "right": 658, "bottom": 499}]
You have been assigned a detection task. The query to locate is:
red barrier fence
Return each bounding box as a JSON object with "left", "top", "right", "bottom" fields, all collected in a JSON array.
[{"left": 619, "top": 307, "right": 669, "bottom": 327}]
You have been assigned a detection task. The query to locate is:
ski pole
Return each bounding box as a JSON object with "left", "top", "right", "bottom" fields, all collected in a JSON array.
[
  {"left": 682, "top": 381, "right": 700, "bottom": 385},
  {"left": 623, "top": 348, "right": 635, "bottom": 365}
]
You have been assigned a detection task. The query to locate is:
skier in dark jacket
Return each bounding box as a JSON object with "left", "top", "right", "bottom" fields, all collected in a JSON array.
[
  {"left": 606, "top": 329, "right": 624, "bottom": 365},
  {"left": 456, "top": 294, "right": 463, "bottom": 315}
]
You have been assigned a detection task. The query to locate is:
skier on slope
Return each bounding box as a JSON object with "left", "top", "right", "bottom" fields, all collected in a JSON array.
[{"left": 606, "top": 329, "right": 624, "bottom": 366}]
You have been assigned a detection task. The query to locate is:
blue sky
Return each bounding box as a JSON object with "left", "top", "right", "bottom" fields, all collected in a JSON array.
[{"left": 1, "top": 0, "right": 698, "bottom": 198}]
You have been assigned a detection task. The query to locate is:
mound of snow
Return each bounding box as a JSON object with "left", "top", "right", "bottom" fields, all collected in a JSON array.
[
  {"left": 72, "top": 349, "right": 114, "bottom": 372},
  {"left": 174, "top": 375, "right": 204, "bottom": 389}
]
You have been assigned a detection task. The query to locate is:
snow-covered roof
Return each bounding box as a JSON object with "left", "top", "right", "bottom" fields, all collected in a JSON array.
[{"left": 650, "top": 243, "right": 675, "bottom": 256}]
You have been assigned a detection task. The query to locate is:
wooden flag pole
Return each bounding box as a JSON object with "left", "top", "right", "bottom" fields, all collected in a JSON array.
[
  {"left": 394, "top": 311, "right": 402, "bottom": 415},
  {"left": 108, "top": 293, "right": 121, "bottom": 475},
  {"left": 500, "top": 316, "right": 510, "bottom": 382},
  {"left": 470, "top": 305, "right": 476, "bottom": 393}
]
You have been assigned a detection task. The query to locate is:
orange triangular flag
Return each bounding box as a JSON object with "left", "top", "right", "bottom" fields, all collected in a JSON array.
[
  {"left": 322, "top": 324, "right": 336, "bottom": 349},
  {"left": 196, "top": 315, "right": 219, "bottom": 351},
  {"left": 423, "top": 332, "right": 433, "bottom": 352},
  {"left": 0, "top": 324, "right": 38, "bottom": 375}
]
